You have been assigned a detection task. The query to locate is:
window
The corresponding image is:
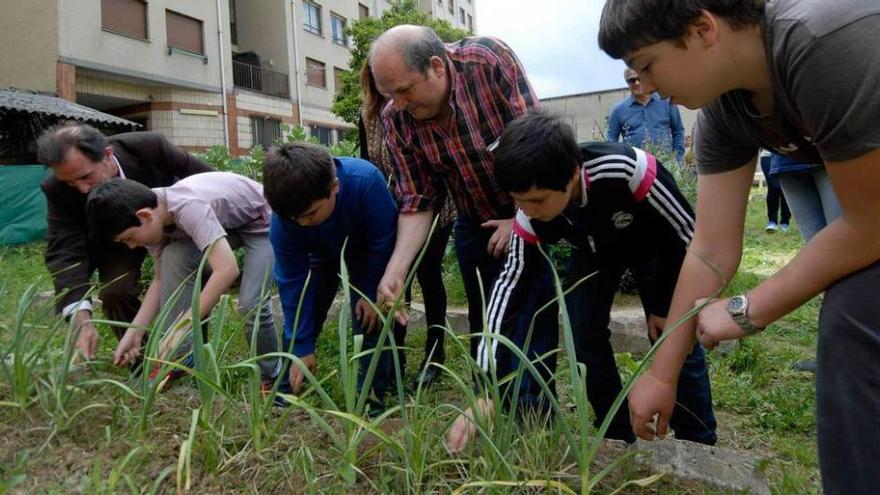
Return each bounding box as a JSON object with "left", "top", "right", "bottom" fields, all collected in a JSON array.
[
  {"left": 303, "top": 1, "right": 322, "bottom": 36},
  {"left": 101, "top": 0, "right": 148, "bottom": 39},
  {"left": 310, "top": 125, "right": 332, "bottom": 146},
  {"left": 306, "top": 58, "right": 326, "bottom": 87},
  {"left": 467, "top": 13, "right": 473, "bottom": 32},
  {"left": 448, "top": 0, "right": 454, "bottom": 14},
  {"left": 330, "top": 13, "right": 347, "bottom": 46},
  {"left": 166, "top": 10, "right": 205, "bottom": 55},
  {"left": 459, "top": 7, "right": 465, "bottom": 24},
  {"left": 358, "top": 3, "right": 369, "bottom": 19},
  {"left": 251, "top": 117, "right": 282, "bottom": 150},
  {"left": 228, "top": 0, "right": 237, "bottom": 45},
  {"left": 334, "top": 67, "right": 346, "bottom": 96}
]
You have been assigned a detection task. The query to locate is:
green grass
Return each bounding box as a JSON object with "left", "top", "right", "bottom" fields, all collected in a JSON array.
[{"left": 0, "top": 191, "right": 821, "bottom": 493}]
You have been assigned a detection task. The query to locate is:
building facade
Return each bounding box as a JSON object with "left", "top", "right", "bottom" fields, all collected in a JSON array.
[{"left": 0, "top": 0, "right": 476, "bottom": 154}]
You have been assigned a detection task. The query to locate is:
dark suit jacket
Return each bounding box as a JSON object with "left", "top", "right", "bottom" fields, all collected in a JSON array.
[{"left": 42, "top": 131, "right": 214, "bottom": 313}]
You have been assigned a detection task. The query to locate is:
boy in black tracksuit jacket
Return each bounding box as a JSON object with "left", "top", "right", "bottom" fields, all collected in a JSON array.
[{"left": 447, "top": 114, "right": 716, "bottom": 453}]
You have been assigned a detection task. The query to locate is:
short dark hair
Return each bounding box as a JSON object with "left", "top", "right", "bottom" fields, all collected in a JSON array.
[
  {"left": 494, "top": 114, "right": 581, "bottom": 194},
  {"left": 37, "top": 124, "right": 109, "bottom": 166},
  {"left": 262, "top": 142, "right": 336, "bottom": 219},
  {"left": 86, "top": 178, "right": 158, "bottom": 241},
  {"left": 598, "top": 0, "right": 765, "bottom": 59}
]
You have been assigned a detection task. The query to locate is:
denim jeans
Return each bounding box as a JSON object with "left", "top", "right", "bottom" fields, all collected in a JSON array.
[
  {"left": 279, "top": 252, "right": 404, "bottom": 401},
  {"left": 776, "top": 167, "right": 841, "bottom": 242}
]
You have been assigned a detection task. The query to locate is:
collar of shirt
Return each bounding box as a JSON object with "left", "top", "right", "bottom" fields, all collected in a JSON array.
[
  {"left": 627, "top": 92, "right": 660, "bottom": 107},
  {"left": 112, "top": 154, "right": 125, "bottom": 179}
]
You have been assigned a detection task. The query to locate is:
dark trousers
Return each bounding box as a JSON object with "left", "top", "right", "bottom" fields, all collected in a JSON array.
[
  {"left": 93, "top": 244, "right": 146, "bottom": 339},
  {"left": 817, "top": 260, "right": 880, "bottom": 494},
  {"left": 564, "top": 251, "right": 716, "bottom": 444},
  {"left": 760, "top": 156, "right": 791, "bottom": 225},
  {"left": 280, "top": 256, "right": 404, "bottom": 399},
  {"left": 454, "top": 217, "right": 506, "bottom": 359},
  {"left": 394, "top": 221, "right": 453, "bottom": 366}
]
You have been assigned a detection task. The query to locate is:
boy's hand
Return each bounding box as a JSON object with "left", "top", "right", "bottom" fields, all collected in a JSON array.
[
  {"left": 74, "top": 310, "right": 100, "bottom": 361},
  {"left": 289, "top": 353, "right": 318, "bottom": 393},
  {"left": 445, "top": 398, "right": 494, "bottom": 454},
  {"left": 113, "top": 329, "right": 146, "bottom": 367},
  {"left": 481, "top": 218, "right": 514, "bottom": 258},
  {"left": 647, "top": 314, "right": 667, "bottom": 343},
  {"left": 628, "top": 368, "right": 676, "bottom": 441},
  {"left": 355, "top": 298, "right": 380, "bottom": 334},
  {"left": 695, "top": 298, "right": 748, "bottom": 350}
]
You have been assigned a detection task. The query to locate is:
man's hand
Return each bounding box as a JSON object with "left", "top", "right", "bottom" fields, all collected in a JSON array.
[
  {"left": 445, "top": 398, "right": 494, "bottom": 454},
  {"left": 113, "top": 329, "right": 146, "bottom": 367},
  {"left": 289, "top": 353, "right": 318, "bottom": 393},
  {"left": 647, "top": 314, "right": 667, "bottom": 343},
  {"left": 695, "top": 298, "right": 748, "bottom": 350},
  {"left": 377, "top": 271, "right": 409, "bottom": 325},
  {"left": 74, "top": 310, "right": 100, "bottom": 361},
  {"left": 355, "top": 298, "right": 380, "bottom": 334},
  {"left": 628, "top": 368, "right": 677, "bottom": 441},
  {"left": 481, "top": 218, "right": 514, "bottom": 258}
]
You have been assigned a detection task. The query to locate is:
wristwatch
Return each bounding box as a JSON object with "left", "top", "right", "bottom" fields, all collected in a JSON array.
[{"left": 726, "top": 295, "right": 765, "bottom": 335}]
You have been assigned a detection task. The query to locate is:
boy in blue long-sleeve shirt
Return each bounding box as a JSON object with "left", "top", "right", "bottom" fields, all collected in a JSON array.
[{"left": 263, "top": 142, "right": 400, "bottom": 400}]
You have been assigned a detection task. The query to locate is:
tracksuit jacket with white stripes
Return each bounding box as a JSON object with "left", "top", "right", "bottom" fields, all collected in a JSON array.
[{"left": 477, "top": 142, "right": 696, "bottom": 372}]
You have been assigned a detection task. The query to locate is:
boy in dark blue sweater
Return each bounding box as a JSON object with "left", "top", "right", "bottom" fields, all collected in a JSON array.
[{"left": 263, "top": 142, "right": 400, "bottom": 401}]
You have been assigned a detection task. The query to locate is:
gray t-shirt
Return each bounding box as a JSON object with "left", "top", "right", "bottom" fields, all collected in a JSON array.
[
  {"left": 695, "top": 0, "right": 880, "bottom": 173},
  {"left": 148, "top": 171, "right": 270, "bottom": 257}
]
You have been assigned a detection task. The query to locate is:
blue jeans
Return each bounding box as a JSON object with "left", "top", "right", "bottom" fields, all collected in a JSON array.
[
  {"left": 776, "top": 167, "right": 841, "bottom": 242},
  {"left": 279, "top": 254, "right": 403, "bottom": 400}
]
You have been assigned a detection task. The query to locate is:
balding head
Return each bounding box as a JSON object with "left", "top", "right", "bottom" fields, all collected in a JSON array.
[
  {"left": 369, "top": 25, "right": 452, "bottom": 121},
  {"left": 370, "top": 25, "right": 446, "bottom": 75}
]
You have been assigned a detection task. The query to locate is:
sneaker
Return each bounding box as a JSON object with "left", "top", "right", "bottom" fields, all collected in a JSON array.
[
  {"left": 148, "top": 353, "right": 194, "bottom": 391},
  {"left": 765, "top": 221, "right": 778, "bottom": 233},
  {"left": 780, "top": 223, "right": 790, "bottom": 232}
]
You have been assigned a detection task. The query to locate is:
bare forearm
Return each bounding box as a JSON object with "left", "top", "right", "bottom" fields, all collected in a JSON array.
[
  {"left": 652, "top": 248, "right": 740, "bottom": 382},
  {"left": 127, "top": 280, "right": 162, "bottom": 335},
  {"left": 196, "top": 267, "right": 237, "bottom": 319},
  {"left": 384, "top": 210, "right": 433, "bottom": 279},
  {"left": 748, "top": 217, "right": 880, "bottom": 326}
]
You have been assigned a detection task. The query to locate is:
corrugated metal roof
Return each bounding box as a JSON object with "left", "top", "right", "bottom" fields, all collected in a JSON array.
[{"left": 0, "top": 88, "right": 140, "bottom": 129}]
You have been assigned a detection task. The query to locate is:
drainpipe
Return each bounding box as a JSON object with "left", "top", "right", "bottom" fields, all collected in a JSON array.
[
  {"left": 215, "top": 0, "right": 231, "bottom": 148},
  {"left": 289, "top": 1, "right": 304, "bottom": 126}
]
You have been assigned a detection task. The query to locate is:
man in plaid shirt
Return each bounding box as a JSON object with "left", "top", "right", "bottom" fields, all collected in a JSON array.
[{"left": 369, "top": 25, "right": 555, "bottom": 361}]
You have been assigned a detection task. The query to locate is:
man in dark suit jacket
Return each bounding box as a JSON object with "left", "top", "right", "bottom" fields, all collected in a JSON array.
[{"left": 37, "top": 124, "right": 213, "bottom": 361}]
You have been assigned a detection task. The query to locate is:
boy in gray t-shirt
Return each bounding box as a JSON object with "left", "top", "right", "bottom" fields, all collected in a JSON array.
[
  {"left": 599, "top": 0, "right": 880, "bottom": 492},
  {"left": 86, "top": 173, "right": 280, "bottom": 389}
]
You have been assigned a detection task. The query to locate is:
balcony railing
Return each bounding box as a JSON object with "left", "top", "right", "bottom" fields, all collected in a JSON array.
[{"left": 232, "top": 60, "right": 290, "bottom": 99}]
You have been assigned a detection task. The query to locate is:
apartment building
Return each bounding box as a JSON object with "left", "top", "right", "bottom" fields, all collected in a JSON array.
[{"left": 0, "top": 0, "right": 476, "bottom": 155}]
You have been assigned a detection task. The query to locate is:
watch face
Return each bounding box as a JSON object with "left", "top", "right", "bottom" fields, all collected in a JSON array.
[{"left": 727, "top": 296, "right": 746, "bottom": 314}]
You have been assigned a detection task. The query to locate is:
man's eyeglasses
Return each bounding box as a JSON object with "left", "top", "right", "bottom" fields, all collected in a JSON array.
[{"left": 626, "top": 77, "right": 640, "bottom": 85}]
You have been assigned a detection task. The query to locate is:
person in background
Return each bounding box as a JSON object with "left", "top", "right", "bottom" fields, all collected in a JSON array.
[
  {"left": 607, "top": 68, "right": 686, "bottom": 163},
  {"left": 759, "top": 149, "right": 790, "bottom": 232}
]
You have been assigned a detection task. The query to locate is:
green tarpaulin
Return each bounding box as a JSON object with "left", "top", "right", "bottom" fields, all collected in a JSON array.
[{"left": 0, "top": 165, "right": 50, "bottom": 246}]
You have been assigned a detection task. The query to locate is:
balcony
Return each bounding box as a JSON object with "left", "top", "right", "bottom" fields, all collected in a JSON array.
[{"left": 232, "top": 60, "right": 290, "bottom": 99}]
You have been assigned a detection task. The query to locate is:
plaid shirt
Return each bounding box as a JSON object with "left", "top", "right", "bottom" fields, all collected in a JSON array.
[{"left": 382, "top": 36, "right": 541, "bottom": 222}]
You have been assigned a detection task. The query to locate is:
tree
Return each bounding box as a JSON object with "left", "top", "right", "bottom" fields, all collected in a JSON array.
[{"left": 331, "top": 0, "right": 470, "bottom": 125}]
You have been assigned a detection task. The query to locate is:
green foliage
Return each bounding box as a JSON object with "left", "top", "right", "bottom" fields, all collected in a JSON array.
[
  {"left": 197, "top": 145, "right": 265, "bottom": 181},
  {"left": 331, "top": 0, "right": 470, "bottom": 124}
]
